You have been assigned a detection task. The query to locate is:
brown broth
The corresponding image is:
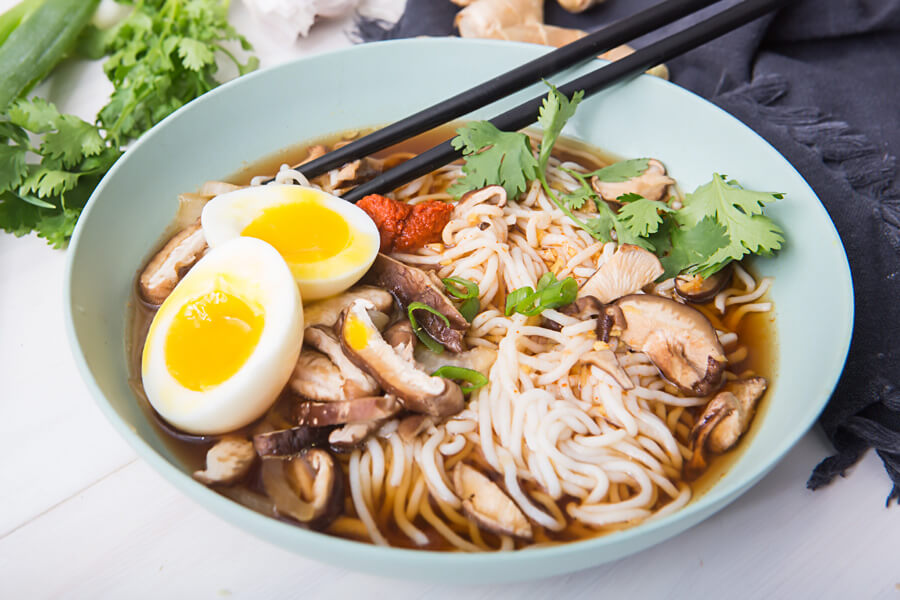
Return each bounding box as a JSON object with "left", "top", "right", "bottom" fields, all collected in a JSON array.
[{"left": 127, "top": 128, "right": 777, "bottom": 550}]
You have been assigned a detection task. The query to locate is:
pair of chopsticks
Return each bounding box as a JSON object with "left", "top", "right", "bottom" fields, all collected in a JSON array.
[{"left": 282, "top": 0, "right": 792, "bottom": 202}]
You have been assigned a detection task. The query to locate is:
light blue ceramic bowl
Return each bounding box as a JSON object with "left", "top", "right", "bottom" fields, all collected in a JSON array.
[{"left": 65, "top": 38, "right": 853, "bottom": 583}]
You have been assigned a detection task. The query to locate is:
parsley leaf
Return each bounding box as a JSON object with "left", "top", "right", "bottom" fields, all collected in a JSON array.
[
  {"left": 677, "top": 174, "right": 784, "bottom": 275},
  {"left": 449, "top": 121, "right": 539, "bottom": 199},
  {"left": 617, "top": 192, "right": 673, "bottom": 237},
  {"left": 586, "top": 158, "right": 650, "bottom": 182}
]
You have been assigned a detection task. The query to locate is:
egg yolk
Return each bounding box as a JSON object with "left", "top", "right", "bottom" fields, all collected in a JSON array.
[
  {"left": 164, "top": 290, "right": 264, "bottom": 391},
  {"left": 344, "top": 313, "right": 370, "bottom": 351},
  {"left": 241, "top": 200, "right": 350, "bottom": 264}
]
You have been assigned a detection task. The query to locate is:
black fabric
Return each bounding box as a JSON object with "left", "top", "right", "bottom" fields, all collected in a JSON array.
[{"left": 355, "top": 0, "right": 900, "bottom": 503}]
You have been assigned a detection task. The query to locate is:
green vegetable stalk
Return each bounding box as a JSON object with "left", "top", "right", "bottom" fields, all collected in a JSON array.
[
  {"left": 0, "top": 0, "right": 258, "bottom": 248},
  {"left": 0, "top": 0, "right": 99, "bottom": 111}
]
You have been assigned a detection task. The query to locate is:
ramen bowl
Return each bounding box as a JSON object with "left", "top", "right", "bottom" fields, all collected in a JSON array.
[{"left": 65, "top": 38, "right": 853, "bottom": 583}]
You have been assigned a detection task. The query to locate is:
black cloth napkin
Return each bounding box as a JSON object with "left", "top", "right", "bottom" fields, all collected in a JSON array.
[{"left": 356, "top": 0, "right": 900, "bottom": 503}]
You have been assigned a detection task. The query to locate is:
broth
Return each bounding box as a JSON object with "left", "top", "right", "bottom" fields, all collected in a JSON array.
[{"left": 127, "top": 127, "right": 777, "bottom": 550}]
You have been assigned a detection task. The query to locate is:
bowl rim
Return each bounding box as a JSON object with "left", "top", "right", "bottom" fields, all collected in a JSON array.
[{"left": 63, "top": 36, "right": 855, "bottom": 575}]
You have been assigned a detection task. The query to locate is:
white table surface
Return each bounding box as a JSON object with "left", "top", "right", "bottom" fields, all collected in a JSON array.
[{"left": 1, "top": 2, "right": 898, "bottom": 598}]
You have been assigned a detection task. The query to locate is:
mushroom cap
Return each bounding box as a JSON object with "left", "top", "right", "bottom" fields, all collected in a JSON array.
[
  {"left": 304, "top": 325, "right": 379, "bottom": 398},
  {"left": 337, "top": 300, "right": 465, "bottom": 417},
  {"left": 590, "top": 158, "right": 674, "bottom": 203},
  {"left": 253, "top": 425, "right": 331, "bottom": 457},
  {"left": 192, "top": 436, "right": 256, "bottom": 485},
  {"left": 579, "top": 244, "right": 664, "bottom": 304},
  {"left": 580, "top": 348, "right": 634, "bottom": 390},
  {"left": 328, "top": 420, "right": 382, "bottom": 450},
  {"left": 302, "top": 285, "right": 394, "bottom": 329},
  {"left": 675, "top": 264, "right": 734, "bottom": 304},
  {"left": 368, "top": 253, "right": 469, "bottom": 353},
  {"left": 615, "top": 294, "right": 726, "bottom": 396},
  {"left": 459, "top": 185, "right": 507, "bottom": 208},
  {"left": 289, "top": 349, "right": 352, "bottom": 403},
  {"left": 261, "top": 449, "right": 343, "bottom": 529},
  {"left": 294, "top": 395, "right": 402, "bottom": 427},
  {"left": 686, "top": 376, "right": 768, "bottom": 477},
  {"left": 453, "top": 463, "right": 533, "bottom": 540},
  {"left": 139, "top": 223, "right": 208, "bottom": 305}
]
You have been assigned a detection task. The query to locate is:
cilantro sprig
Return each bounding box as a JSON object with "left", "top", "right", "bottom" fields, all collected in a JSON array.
[
  {"left": 0, "top": 0, "right": 257, "bottom": 248},
  {"left": 448, "top": 83, "right": 785, "bottom": 279}
]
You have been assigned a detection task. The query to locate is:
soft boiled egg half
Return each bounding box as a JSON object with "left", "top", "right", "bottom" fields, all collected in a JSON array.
[
  {"left": 142, "top": 237, "right": 303, "bottom": 434},
  {"left": 201, "top": 184, "right": 380, "bottom": 301}
]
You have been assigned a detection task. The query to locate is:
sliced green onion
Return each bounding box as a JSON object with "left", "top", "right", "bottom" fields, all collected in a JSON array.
[
  {"left": 442, "top": 276, "right": 478, "bottom": 300},
  {"left": 537, "top": 271, "right": 556, "bottom": 289},
  {"left": 431, "top": 366, "right": 488, "bottom": 393},
  {"left": 407, "top": 301, "right": 449, "bottom": 354},
  {"left": 459, "top": 297, "right": 479, "bottom": 323},
  {"left": 505, "top": 275, "right": 578, "bottom": 317},
  {"left": 536, "top": 276, "right": 578, "bottom": 311},
  {"left": 505, "top": 286, "right": 534, "bottom": 316}
]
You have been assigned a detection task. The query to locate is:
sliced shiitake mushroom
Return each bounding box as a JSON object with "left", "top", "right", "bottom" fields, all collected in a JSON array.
[
  {"left": 139, "top": 223, "right": 208, "bottom": 305},
  {"left": 193, "top": 436, "right": 256, "bottom": 485},
  {"left": 303, "top": 285, "right": 394, "bottom": 329},
  {"left": 368, "top": 253, "right": 469, "bottom": 353},
  {"left": 328, "top": 420, "right": 383, "bottom": 451},
  {"left": 304, "top": 325, "right": 379, "bottom": 398},
  {"left": 397, "top": 414, "right": 434, "bottom": 443},
  {"left": 384, "top": 319, "right": 416, "bottom": 361},
  {"left": 260, "top": 449, "right": 343, "bottom": 529},
  {"left": 289, "top": 349, "right": 350, "bottom": 402},
  {"left": 579, "top": 348, "right": 633, "bottom": 390},
  {"left": 295, "top": 395, "right": 401, "bottom": 427},
  {"left": 591, "top": 158, "right": 674, "bottom": 204},
  {"left": 459, "top": 184, "right": 507, "bottom": 208},
  {"left": 675, "top": 264, "right": 734, "bottom": 304},
  {"left": 337, "top": 300, "right": 465, "bottom": 417},
  {"left": 686, "top": 376, "right": 768, "bottom": 477},
  {"left": 580, "top": 244, "right": 664, "bottom": 304},
  {"left": 615, "top": 294, "right": 726, "bottom": 396},
  {"left": 452, "top": 463, "right": 533, "bottom": 540},
  {"left": 253, "top": 425, "right": 331, "bottom": 457},
  {"left": 544, "top": 296, "right": 626, "bottom": 343}
]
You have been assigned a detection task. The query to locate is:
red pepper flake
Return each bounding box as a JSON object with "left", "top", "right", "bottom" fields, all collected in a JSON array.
[{"left": 357, "top": 194, "right": 453, "bottom": 253}]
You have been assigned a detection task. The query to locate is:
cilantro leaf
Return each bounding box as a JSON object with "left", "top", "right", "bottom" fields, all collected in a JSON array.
[
  {"left": 42, "top": 115, "right": 105, "bottom": 167},
  {"left": 178, "top": 37, "right": 215, "bottom": 71},
  {"left": 449, "top": 121, "right": 539, "bottom": 199},
  {"left": 0, "top": 145, "right": 28, "bottom": 193},
  {"left": 617, "top": 192, "right": 673, "bottom": 237},
  {"left": 677, "top": 174, "right": 784, "bottom": 275},
  {"left": 0, "top": 1, "right": 257, "bottom": 248},
  {"left": 36, "top": 208, "right": 80, "bottom": 248},
  {"left": 0, "top": 191, "right": 41, "bottom": 237},
  {"left": 557, "top": 183, "right": 593, "bottom": 211},
  {"left": 8, "top": 97, "right": 61, "bottom": 133},
  {"left": 587, "top": 158, "right": 650, "bottom": 183},
  {"left": 19, "top": 169, "right": 81, "bottom": 198},
  {"left": 536, "top": 82, "right": 583, "bottom": 172},
  {"left": 652, "top": 216, "right": 729, "bottom": 279}
]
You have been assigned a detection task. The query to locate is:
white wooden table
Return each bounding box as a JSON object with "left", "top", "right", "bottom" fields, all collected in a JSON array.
[{"left": 1, "top": 2, "right": 897, "bottom": 597}]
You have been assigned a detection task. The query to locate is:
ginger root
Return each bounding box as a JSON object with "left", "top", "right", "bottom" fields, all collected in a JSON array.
[{"left": 454, "top": 0, "right": 668, "bottom": 79}]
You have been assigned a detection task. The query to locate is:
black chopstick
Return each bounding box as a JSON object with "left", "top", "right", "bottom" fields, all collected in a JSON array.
[
  {"left": 283, "top": 0, "right": 723, "bottom": 183},
  {"left": 341, "top": 0, "right": 792, "bottom": 203}
]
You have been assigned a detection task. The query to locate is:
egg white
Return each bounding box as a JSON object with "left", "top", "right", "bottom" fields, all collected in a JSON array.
[
  {"left": 141, "top": 237, "right": 303, "bottom": 434},
  {"left": 201, "top": 184, "right": 379, "bottom": 300}
]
